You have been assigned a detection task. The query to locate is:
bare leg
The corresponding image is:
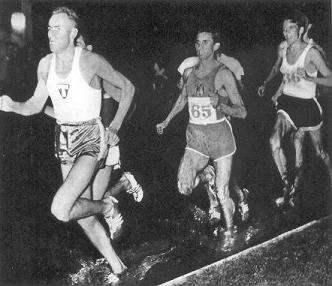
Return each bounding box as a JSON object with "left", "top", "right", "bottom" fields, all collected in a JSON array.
[
  {"left": 270, "top": 114, "right": 294, "bottom": 204},
  {"left": 78, "top": 187, "right": 126, "bottom": 274},
  {"left": 309, "top": 128, "right": 332, "bottom": 187},
  {"left": 56, "top": 160, "right": 126, "bottom": 274},
  {"left": 292, "top": 129, "right": 305, "bottom": 194},
  {"left": 177, "top": 150, "right": 209, "bottom": 196},
  {"left": 92, "top": 165, "right": 113, "bottom": 198},
  {"left": 51, "top": 156, "right": 112, "bottom": 221},
  {"left": 214, "top": 156, "right": 234, "bottom": 232}
]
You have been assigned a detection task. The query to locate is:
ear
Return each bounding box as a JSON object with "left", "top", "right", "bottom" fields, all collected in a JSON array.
[
  {"left": 213, "top": 42, "right": 220, "bottom": 52},
  {"left": 71, "top": 27, "right": 78, "bottom": 41},
  {"left": 299, "top": 26, "right": 304, "bottom": 38}
]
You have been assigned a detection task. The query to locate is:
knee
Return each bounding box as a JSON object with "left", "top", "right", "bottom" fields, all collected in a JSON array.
[
  {"left": 177, "top": 180, "right": 193, "bottom": 196},
  {"left": 316, "top": 148, "right": 328, "bottom": 161},
  {"left": 51, "top": 198, "right": 70, "bottom": 222}
]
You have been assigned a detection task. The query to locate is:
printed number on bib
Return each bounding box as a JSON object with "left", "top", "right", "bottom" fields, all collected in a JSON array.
[
  {"left": 284, "top": 72, "right": 301, "bottom": 84},
  {"left": 191, "top": 104, "right": 212, "bottom": 119},
  {"left": 188, "top": 97, "right": 217, "bottom": 124}
]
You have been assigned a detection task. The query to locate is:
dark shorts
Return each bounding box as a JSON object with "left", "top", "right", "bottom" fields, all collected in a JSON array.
[
  {"left": 185, "top": 119, "right": 236, "bottom": 161},
  {"left": 55, "top": 118, "right": 105, "bottom": 165},
  {"left": 277, "top": 94, "right": 322, "bottom": 130}
]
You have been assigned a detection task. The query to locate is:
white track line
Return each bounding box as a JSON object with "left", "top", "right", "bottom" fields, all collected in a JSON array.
[{"left": 159, "top": 214, "right": 332, "bottom": 286}]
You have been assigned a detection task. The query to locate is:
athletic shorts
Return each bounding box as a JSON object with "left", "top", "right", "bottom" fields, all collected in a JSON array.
[
  {"left": 277, "top": 94, "right": 322, "bottom": 130},
  {"left": 55, "top": 117, "right": 106, "bottom": 165},
  {"left": 185, "top": 118, "right": 236, "bottom": 161}
]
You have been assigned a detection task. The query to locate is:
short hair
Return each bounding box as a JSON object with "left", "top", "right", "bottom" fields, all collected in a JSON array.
[
  {"left": 52, "top": 7, "right": 79, "bottom": 28},
  {"left": 283, "top": 10, "right": 309, "bottom": 32},
  {"left": 197, "top": 26, "right": 221, "bottom": 45}
]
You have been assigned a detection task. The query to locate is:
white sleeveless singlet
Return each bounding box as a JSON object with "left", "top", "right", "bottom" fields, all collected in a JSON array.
[
  {"left": 46, "top": 47, "right": 101, "bottom": 122},
  {"left": 280, "top": 44, "right": 317, "bottom": 99}
]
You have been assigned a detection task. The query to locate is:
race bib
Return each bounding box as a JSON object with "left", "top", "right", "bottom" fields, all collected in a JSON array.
[{"left": 188, "top": 97, "right": 217, "bottom": 124}]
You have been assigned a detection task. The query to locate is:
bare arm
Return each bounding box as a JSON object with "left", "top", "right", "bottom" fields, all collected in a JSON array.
[
  {"left": 156, "top": 85, "right": 188, "bottom": 134},
  {"left": 1, "top": 56, "right": 49, "bottom": 116},
  {"left": 271, "top": 81, "right": 284, "bottom": 105},
  {"left": 165, "top": 87, "right": 188, "bottom": 123},
  {"left": 263, "top": 55, "right": 282, "bottom": 86},
  {"left": 303, "top": 48, "right": 332, "bottom": 87},
  {"left": 215, "top": 69, "right": 247, "bottom": 119},
  {"left": 103, "top": 78, "right": 135, "bottom": 131},
  {"left": 258, "top": 43, "right": 284, "bottom": 97}
]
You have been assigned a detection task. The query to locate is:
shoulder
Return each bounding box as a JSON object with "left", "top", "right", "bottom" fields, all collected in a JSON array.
[
  {"left": 83, "top": 49, "right": 115, "bottom": 74},
  {"left": 216, "top": 65, "right": 234, "bottom": 80},
  {"left": 278, "top": 41, "right": 288, "bottom": 57},
  {"left": 215, "top": 65, "right": 236, "bottom": 90},
  {"left": 307, "top": 44, "right": 323, "bottom": 60}
]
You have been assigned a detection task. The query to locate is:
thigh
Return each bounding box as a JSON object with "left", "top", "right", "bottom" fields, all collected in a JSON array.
[
  {"left": 92, "top": 166, "right": 113, "bottom": 200},
  {"left": 178, "top": 149, "right": 209, "bottom": 189},
  {"left": 273, "top": 113, "right": 294, "bottom": 138},
  {"left": 54, "top": 155, "right": 99, "bottom": 210}
]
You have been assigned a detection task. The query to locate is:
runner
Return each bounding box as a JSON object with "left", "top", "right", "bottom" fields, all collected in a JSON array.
[
  {"left": 0, "top": 7, "right": 136, "bottom": 281},
  {"left": 269, "top": 10, "right": 332, "bottom": 208},
  {"left": 156, "top": 27, "right": 247, "bottom": 248},
  {"left": 177, "top": 50, "right": 250, "bottom": 223}
]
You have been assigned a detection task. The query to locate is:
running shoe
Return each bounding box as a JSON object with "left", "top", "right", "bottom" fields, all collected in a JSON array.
[
  {"left": 220, "top": 228, "right": 235, "bottom": 252},
  {"left": 106, "top": 272, "right": 120, "bottom": 284},
  {"left": 123, "top": 172, "right": 144, "bottom": 202},
  {"left": 104, "top": 196, "right": 123, "bottom": 240},
  {"left": 208, "top": 207, "right": 222, "bottom": 225}
]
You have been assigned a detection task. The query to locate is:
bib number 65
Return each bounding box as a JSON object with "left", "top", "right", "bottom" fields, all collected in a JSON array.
[{"left": 191, "top": 104, "right": 212, "bottom": 119}]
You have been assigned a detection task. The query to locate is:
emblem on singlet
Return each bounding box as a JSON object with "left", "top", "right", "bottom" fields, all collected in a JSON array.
[
  {"left": 195, "top": 84, "right": 205, "bottom": 97},
  {"left": 57, "top": 83, "right": 70, "bottom": 99}
]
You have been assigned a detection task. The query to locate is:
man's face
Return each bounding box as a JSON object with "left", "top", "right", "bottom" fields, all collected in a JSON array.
[
  {"left": 195, "top": 32, "right": 217, "bottom": 60},
  {"left": 283, "top": 20, "right": 302, "bottom": 45},
  {"left": 48, "top": 13, "right": 76, "bottom": 53}
]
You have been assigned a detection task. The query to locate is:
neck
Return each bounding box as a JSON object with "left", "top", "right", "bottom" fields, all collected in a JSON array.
[
  {"left": 199, "top": 56, "right": 217, "bottom": 69},
  {"left": 55, "top": 45, "right": 76, "bottom": 63},
  {"left": 288, "top": 39, "right": 304, "bottom": 52}
]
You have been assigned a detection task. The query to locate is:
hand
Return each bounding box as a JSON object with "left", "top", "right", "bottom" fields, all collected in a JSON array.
[
  {"left": 105, "top": 127, "right": 120, "bottom": 147},
  {"left": 0, "top": 95, "right": 14, "bottom": 112},
  {"left": 258, "top": 85, "right": 265, "bottom": 97},
  {"left": 209, "top": 93, "right": 219, "bottom": 108},
  {"left": 156, "top": 120, "right": 168, "bottom": 135}
]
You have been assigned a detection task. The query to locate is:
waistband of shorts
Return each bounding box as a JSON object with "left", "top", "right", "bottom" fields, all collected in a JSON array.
[
  {"left": 56, "top": 117, "right": 102, "bottom": 127},
  {"left": 282, "top": 93, "right": 315, "bottom": 101},
  {"left": 189, "top": 117, "right": 227, "bottom": 126}
]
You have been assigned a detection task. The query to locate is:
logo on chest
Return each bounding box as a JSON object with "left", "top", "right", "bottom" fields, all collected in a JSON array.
[{"left": 57, "top": 83, "right": 70, "bottom": 99}]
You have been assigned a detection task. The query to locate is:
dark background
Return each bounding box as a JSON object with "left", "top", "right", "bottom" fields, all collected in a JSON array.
[{"left": 0, "top": 0, "right": 331, "bottom": 285}]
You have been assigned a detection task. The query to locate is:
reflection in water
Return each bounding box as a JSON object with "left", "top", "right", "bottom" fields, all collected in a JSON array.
[{"left": 67, "top": 200, "right": 305, "bottom": 286}]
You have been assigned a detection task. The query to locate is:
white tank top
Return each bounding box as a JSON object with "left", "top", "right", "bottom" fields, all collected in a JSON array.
[
  {"left": 46, "top": 47, "right": 102, "bottom": 122},
  {"left": 280, "top": 44, "right": 317, "bottom": 99}
]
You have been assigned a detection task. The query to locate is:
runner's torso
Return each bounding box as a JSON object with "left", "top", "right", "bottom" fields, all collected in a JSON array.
[
  {"left": 186, "top": 64, "right": 229, "bottom": 124},
  {"left": 46, "top": 47, "right": 102, "bottom": 122},
  {"left": 280, "top": 44, "right": 317, "bottom": 99}
]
